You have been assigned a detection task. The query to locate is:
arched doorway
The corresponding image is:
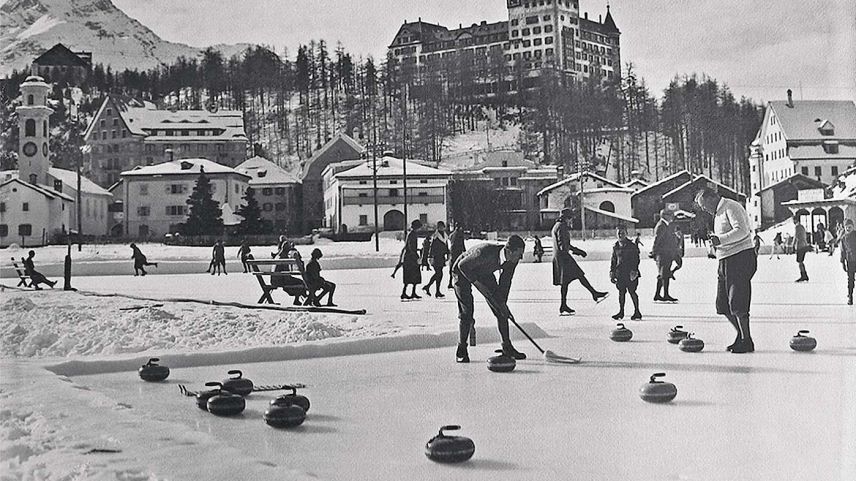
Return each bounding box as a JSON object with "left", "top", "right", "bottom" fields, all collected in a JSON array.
[
  {"left": 599, "top": 201, "right": 615, "bottom": 213},
  {"left": 383, "top": 210, "right": 404, "bottom": 231},
  {"left": 810, "top": 207, "right": 827, "bottom": 242},
  {"left": 828, "top": 206, "right": 844, "bottom": 232}
]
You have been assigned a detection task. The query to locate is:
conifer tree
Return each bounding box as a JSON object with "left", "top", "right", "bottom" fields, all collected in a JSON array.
[
  {"left": 235, "top": 187, "right": 271, "bottom": 235},
  {"left": 182, "top": 167, "right": 224, "bottom": 235}
]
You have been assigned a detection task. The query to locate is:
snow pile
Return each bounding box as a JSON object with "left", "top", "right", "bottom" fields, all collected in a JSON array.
[{"left": 0, "top": 291, "right": 356, "bottom": 359}]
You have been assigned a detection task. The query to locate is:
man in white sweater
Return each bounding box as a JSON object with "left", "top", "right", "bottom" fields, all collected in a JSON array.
[{"left": 695, "top": 188, "right": 757, "bottom": 353}]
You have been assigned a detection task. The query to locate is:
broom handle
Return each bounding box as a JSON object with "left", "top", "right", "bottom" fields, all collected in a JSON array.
[{"left": 470, "top": 278, "right": 545, "bottom": 355}]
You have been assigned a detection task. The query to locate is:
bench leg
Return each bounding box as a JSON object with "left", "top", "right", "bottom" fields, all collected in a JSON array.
[
  {"left": 17, "top": 278, "right": 26, "bottom": 287},
  {"left": 258, "top": 288, "right": 275, "bottom": 304}
]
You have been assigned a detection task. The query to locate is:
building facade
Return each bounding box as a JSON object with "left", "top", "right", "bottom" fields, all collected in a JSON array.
[
  {"left": 30, "top": 43, "right": 91, "bottom": 85},
  {"left": 84, "top": 96, "right": 248, "bottom": 188},
  {"left": 323, "top": 155, "right": 451, "bottom": 233},
  {"left": 748, "top": 92, "right": 856, "bottom": 229},
  {"left": 537, "top": 171, "right": 637, "bottom": 231},
  {"left": 388, "top": 1, "right": 620, "bottom": 84},
  {"left": 301, "top": 133, "right": 365, "bottom": 233},
  {"left": 235, "top": 157, "right": 302, "bottom": 233},
  {"left": 120, "top": 158, "right": 250, "bottom": 239}
]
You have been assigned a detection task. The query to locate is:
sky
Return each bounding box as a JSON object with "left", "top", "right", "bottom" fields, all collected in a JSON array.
[{"left": 111, "top": 0, "right": 856, "bottom": 103}]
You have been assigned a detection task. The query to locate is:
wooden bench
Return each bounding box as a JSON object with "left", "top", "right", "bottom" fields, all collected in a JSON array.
[
  {"left": 247, "top": 258, "right": 311, "bottom": 305},
  {"left": 11, "top": 257, "right": 31, "bottom": 288}
]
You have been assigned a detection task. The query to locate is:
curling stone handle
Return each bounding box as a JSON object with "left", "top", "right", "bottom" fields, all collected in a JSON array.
[
  {"left": 616, "top": 323, "right": 625, "bottom": 329},
  {"left": 797, "top": 330, "right": 810, "bottom": 336},
  {"left": 205, "top": 381, "right": 223, "bottom": 388},
  {"left": 673, "top": 325, "right": 683, "bottom": 330},
  {"left": 146, "top": 358, "right": 159, "bottom": 365},
  {"left": 439, "top": 425, "right": 461, "bottom": 436},
  {"left": 228, "top": 369, "right": 243, "bottom": 379},
  {"left": 649, "top": 373, "right": 666, "bottom": 383}
]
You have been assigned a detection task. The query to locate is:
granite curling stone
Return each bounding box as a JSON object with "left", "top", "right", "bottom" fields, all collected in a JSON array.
[
  {"left": 425, "top": 425, "right": 475, "bottom": 463},
  {"left": 678, "top": 333, "right": 705, "bottom": 352},
  {"left": 264, "top": 397, "right": 306, "bottom": 428},
  {"left": 610, "top": 323, "right": 633, "bottom": 342},
  {"left": 207, "top": 385, "right": 246, "bottom": 416},
  {"left": 639, "top": 372, "right": 677, "bottom": 403},
  {"left": 487, "top": 355, "right": 516, "bottom": 372},
  {"left": 667, "top": 325, "right": 689, "bottom": 344},
  {"left": 196, "top": 382, "right": 223, "bottom": 410},
  {"left": 789, "top": 330, "right": 817, "bottom": 352},
  {"left": 271, "top": 387, "right": 310, "bottom": 413},
  {"left": 222, "top": 369, "right": 254, "bottom": 396},
  {"left": 138, "top": 358, "right": 170, "bottom": 382}
]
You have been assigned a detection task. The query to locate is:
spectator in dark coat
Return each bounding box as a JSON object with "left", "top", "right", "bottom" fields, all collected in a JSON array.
[
  {"left": 533, "top": 235, "right": 545, "bottom": 263},
  {"left": 447, "top": 222, "right": 466, "bottom": 289},
  {"left": 840, "top": 219, "right": 856, "bottom": 305},
  {"left": 211, "top": 240, "right": 227, "bottom": 275},
  {"left": 610, "top": 226, "right": 641, "bottom": 320},
  {"left": 396, "top": 219, "right": 423, "bottom": 300},
  {"left": 306, "top": 248, "right": 336, "bottom": 307},
  {"left": 422, "top": 221, "right": 450, "bottom": 297},
  {"left": 794, "top": 215, "right": 810, "bottom": 282},
  {"left": 23, "top": 250, "right": 56, "bottom": 289},
  {"left": 237, "top": 239, "right": 252, "bottom": 273},
  {"left": 130, "top": 243, "right": 158, "bottom": 276},
  {"left": 452, "top": 235, "right": 526, "bottom": 363},
  {"left": 651, "top": 209, "right": 680, "bottom": 302},
  {"left": 420, "top": 235, "right": 432, "bottom": 271},
  {"left": 551, "top": 208, "right": 608, "bottom": 315}
]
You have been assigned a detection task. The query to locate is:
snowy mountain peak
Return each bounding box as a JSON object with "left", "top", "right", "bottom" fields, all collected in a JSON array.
[{"left": 0, "top": 0, "right": 246, "bottom": 76}]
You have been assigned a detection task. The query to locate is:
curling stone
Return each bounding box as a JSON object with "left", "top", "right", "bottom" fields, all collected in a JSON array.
[
  {"left": 206, "top": 386, "right": 246, "bottom": 416},
  {"left": 138, "top": 358, "right": 170, "bottom": 382},
  {"left": 678, "top": 334, "right": 705, "bottom": 352},
  {"left": 196, "top": 382, "right": 223, "bottom": 410},
  {"left": 270, "top": 387, "right": 310, "bottom": 413},
  {"left": 222, "top": 369, "right": 254, "bottom": 396},
  {"left": 639, "top": 372, "right": 677, "bottom": 403},
  {"left": 610, "top": 323, "right": 633, "bottom": 342},
  {"left": 667, "top": 325, "right": 689, "bottom": 344},
  {"left": 264, "top": 398, "right": 306, "bottom": 428},
  {"left": 487, "top": 355, "right": 516, "bottom": 373},
  {"left": 790, "top": 330, "right": 817, "bottom": 352},
  {"left": 425, "top": 425, "right": 475, "bottom": 463}
]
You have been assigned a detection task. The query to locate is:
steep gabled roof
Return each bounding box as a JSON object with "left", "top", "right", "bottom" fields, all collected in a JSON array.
[
  {"left": 662, "top": 174, "right": 744, "bottom": 200},
  {"left": 0, "top": 177, "right": 74, "bottom": 202},
  {"left": 333, "top": 156, "right": 451, "bottom": 179},
  {"left": 770, "top": 100, "right": 856, "bottom": 141},
  {"left": 602, "top": 6, "right": 620, "bottom": 33},
  {"left": 630, "top": 170, "right": 692, "bottom": 197},
  {"left": 33, "top": 43, "right": 90, "bottom": 68},
  {"left": 120, "top": 158, "right": 249, "bottom": 178},
  {"left": 236, "top": 157, "right": 301, "bottom": 185},
  {"left": 302, "top": 133, "right": 365, "bottom": 179},
  {"left": 755, "top": 173, "right": 826, "bottom": 196},
  {"left": 537, "top": 171, "right": 623, "bottom": 197}
]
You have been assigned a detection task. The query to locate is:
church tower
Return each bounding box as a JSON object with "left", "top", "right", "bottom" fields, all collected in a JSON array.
[{"left": 17, "top": 75, "right": 53, "bottom": 186}]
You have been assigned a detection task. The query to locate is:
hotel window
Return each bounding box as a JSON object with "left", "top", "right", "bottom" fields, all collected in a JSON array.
[
  {"left": 262, "top": 188, "right": 273, "bottom": 196},
  {"left": 0, "top": 224, "right": 6, "bottom": 237},
  {"left": 139, "top": 184, "right": 149, "bottom": 195},
  {"left": 534, "top": 38, "right": 542, "bottom": 46},
  {"left": 832, "top": 166, "right": 839, "bottom": 176},
  {"left": 545, "top": 25, "right": 553, "bottom": 34},
  {"left": 511, "top": 30, "right": 519, "bottom": 37},
  {"left": 137, "top": 206, "right": 150, "bottom": 216},
  {"left": 359, "top": 215, "right": 368, "bottom": 226},
  {"left": 275, "top": 187, "right": 286, "bottom": 195},
  {"left": 389, "top": 188, "right": 399, "bottom": 197},
  {"left": 533, "top": 27, "right": 541, "bottom": 34},
  {"left": 19, "top": 224, "right": 32, "bottom": 236},
  {"left": 814, "top": 166, "right": 822, "bottom": 177},
  {"left": 419, "top": 214, "right": 428, "bottom": 224},
  {"left": 522, "top": 28, "right": 530, "bottom": 36}
]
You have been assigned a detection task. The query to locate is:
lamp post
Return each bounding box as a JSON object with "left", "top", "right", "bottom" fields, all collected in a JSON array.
[
  {"left": 577, "top": 156, "right": 589, "bottom": 241},
  {"left": 401, "top": 83, "right": 409, "bottom": 235}
]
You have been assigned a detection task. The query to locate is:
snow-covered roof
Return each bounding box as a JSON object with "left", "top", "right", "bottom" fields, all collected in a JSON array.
[
  {"left": 624, "top": 178, "right": 649, "bottom": 188},
  {"left": 662, "top": 174, "right": 743, "bottom": 199},
  {"left": 583, "top": 205, "right": 638, "bottom": 223},
  {"left": 47, "top": 168, "right": 111, "bottom": 196},
  {"left": 120, "top": 158, "right": 250, "bottom": 178},
  {"left": 829, "top": 167, "right": 856, "bottom": 200},
  {"left": 770, "top": 100, "right": 856, "bottom": 141},
  {"left": 788, "top": 144, "right": 856, "bottom": 160},
  {"left": 456, "top": 150, "right": 537, "bottom": 172},
  {"left": 755, "top": 173, "right": 825, "bottom": 196},
  {"left": 236, "top": 157, "right": 301, "bottom": 185},
  {"left": 334, "top": 156, "right": 451, "bottom": 179},
  {"left": 630, "top": 170, "right": 692, "bottom": 197},
  {"left": 302, "top": 133, "right": 366, "bottom": 179},
  {"left": 537, "top": 171, "right": 623, "bottom": 196},
  {"left": 0, "top": 177, "right": 74, "bottom": 202}
]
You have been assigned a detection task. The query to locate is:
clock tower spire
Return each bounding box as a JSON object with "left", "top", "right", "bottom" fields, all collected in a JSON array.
[{"left": 17, "top": 75, "right": 53, "bottom": 185}]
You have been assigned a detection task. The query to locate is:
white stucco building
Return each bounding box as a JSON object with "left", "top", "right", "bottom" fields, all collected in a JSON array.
[
  {"left": 537, "top": 171, "right": 638, "bottom": 230},
  {"left": 323, "top": 155, "right": 451, "bottom": 233},
  {"left": 120, "top": 158, "right": 250, "bottom": 238}
]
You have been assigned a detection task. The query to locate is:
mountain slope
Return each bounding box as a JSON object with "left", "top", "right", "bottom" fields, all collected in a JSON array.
[{"left": 0, "top": 0, "right": 246, "bottom": 76}]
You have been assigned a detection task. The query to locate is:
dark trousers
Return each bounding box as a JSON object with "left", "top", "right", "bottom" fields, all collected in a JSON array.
[
  {"left": 847, "top": 268, "right": 855, "bottom": 296},
  {"left": 453, "top": 271, "right": 510, "bottom": 346}
]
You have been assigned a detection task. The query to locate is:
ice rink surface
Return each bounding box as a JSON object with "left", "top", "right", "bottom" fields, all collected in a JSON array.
[{"left": 64, "top": 252, "right": 855, "bottom": 480}]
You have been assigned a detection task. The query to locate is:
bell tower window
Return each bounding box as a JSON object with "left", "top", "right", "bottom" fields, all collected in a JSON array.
[
  {"left": 25, "top": 119, "right": 36, "bottom": 137},
  {"left": 27, "top": 94, "right": 33, "bottom": 105}
]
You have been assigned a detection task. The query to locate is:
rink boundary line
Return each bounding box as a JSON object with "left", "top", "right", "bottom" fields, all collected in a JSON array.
[{"left": 44, "top": 322, "right": 550, "bottom": 377}]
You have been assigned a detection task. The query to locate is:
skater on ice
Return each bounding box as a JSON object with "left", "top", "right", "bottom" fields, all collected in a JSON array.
[
  {"left": 237, "top": 239, "right": 252, "bottom": 273},
  {"left": 23, "top": 250, "right": 56, "bottom": 289},
  {"left": 609, "top": 226, "right": 642, "bottom": 321},
  {"left": 422, "top": 221, "right": 449, "bottom": 298},
  {"left": 793, "top": 215, "right": 810, "bottom": 282},
  {"left": 695, "top": 188, "right": 757, "bottom": 353},
  {"left": 210, "top": 239, "right": 227, "bottom": 275},
  {"left": 397, "top": 219, "right": 423, "bottom": 300},
  {"left": 651, "top": 209, "right": 680, "bottom": 302},
  {"left": 130, "top": 243, "right": 158, "bottom": 276},
  {"left": 551, "top": 208, "right": 608, "bottom": 315},
  {"left": 451, "top": 235, "right": 527, "bottom": 363}
]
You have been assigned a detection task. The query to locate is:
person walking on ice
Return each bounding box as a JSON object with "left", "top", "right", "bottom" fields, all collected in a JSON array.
[
  {"left": 695, "top": 188, "right": 757, "bottom": 353},
  {"left": 23, "top": 250, "right": 56, "bottom": 289},
  {"left": 651, "top": 209, "right": 681, "bottom": 302},
  {"left": 210, "top": 239, "right": 227, "bottom": 275},
  {"left": 551, "top": 208, "right": 608, "bottom": 315},
  {"left": 769, "top": 232, "right": 783, "bottom": 260},
  {"left": 793, "top": 215, "right": 810, "bottom": 282},
  {"left": 452, "top": 235, "right": 527, "bottom": 363},
  {"left": 130, "top": 243, "right": 158, "bottom": 276},
  {"left": 237, "top": 239, "right": 252, "bottom": 273},
  {"left": 422, "top": 221, "right": 450, "bottom": 297},
  {"left": 397, "top": 219, "right": 423, "bottom": 300},
  {"left": 609, "top": 226, "right": 642, "bottom": 321},
  {"left": 839, "top": 219, "right": 856, "bottom": 305}
]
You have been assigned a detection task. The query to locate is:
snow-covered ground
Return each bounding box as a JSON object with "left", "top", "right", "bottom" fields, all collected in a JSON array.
[{"left": 1, "top": 252, "right": 854, "bottom": 480}]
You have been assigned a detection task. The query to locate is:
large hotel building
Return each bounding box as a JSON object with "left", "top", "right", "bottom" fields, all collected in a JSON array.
[{"left": 389, "top": 1, "right": 620, "bottom": 84}]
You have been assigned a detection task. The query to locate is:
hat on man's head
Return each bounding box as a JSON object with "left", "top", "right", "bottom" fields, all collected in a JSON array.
[{"left": 560, "top": 208, "right": 573, "bottom": 219}]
